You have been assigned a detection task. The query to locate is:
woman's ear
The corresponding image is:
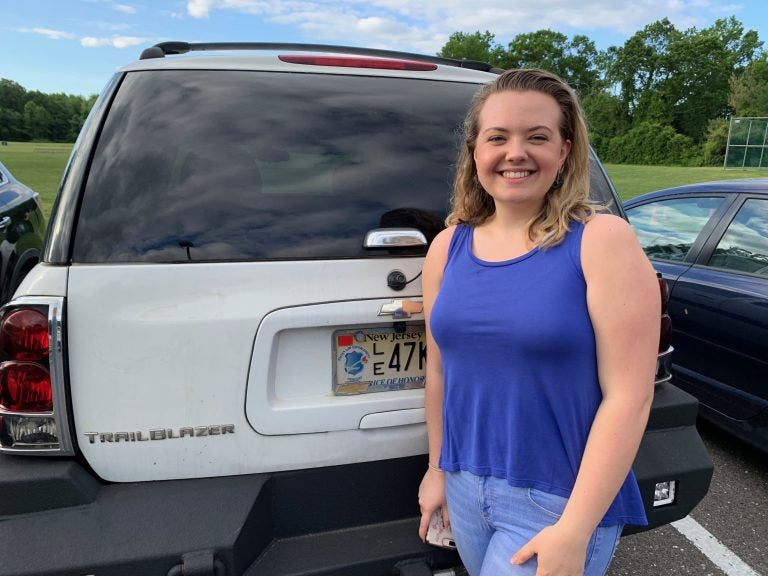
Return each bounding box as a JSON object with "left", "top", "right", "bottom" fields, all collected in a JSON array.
[{"left": 560, "top": 139, "right": 572, "bottom": 163}]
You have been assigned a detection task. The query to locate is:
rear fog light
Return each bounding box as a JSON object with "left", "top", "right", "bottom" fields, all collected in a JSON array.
[{"left": 653, "top": 480, "right": 676, "bottom": 507}]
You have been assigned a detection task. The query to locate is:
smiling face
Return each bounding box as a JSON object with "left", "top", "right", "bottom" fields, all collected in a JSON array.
[{"left": 473, "top": 89, "right": 571, "bottom": 213}]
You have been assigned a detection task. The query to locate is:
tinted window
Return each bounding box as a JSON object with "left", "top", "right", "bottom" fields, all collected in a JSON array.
[
  {"left": 709, "top": 198, "right": 768, "bottom": 275},
  {"left": 73, "top": 70, "right": 482, "bottom": 263},
  {"left": 626, "top": 197, "right": 724, "bottom": 261}
]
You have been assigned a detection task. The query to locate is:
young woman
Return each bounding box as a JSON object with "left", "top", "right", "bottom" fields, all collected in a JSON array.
[{"left": 418, "top": 69, "right": 660, "bottom": 576}]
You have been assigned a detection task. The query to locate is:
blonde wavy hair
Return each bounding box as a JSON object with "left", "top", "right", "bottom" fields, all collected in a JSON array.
[{"left": 447, "top": 68, "right": 599, "bottom": 248}]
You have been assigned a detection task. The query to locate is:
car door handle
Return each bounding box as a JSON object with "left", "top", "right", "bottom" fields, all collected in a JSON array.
[{"left": 0, "top": 217, "right": 11, "bottom": 230}]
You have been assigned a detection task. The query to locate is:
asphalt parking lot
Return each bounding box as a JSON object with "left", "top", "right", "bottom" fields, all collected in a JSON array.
[{"left": 609, "top": 419, "right": 767, "bottom": 576}]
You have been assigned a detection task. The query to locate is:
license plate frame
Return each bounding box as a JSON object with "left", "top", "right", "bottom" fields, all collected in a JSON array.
[{"left": 333, "top": 324, "right": 426, "bottom": 395}]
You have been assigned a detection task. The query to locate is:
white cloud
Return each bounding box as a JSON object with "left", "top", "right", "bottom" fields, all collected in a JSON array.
[
  {"left": 28, "top": 27, "right": 78, "bottom": 40},
  {"left": 113, "top": 4, "right": 138, "bottom": 14},
  {"left": 188, "top": 0, "right": 216, "bottom": 18},
  {"left": 80, "top": 36, "right": 147, "bottom": 48},
  {"left": 182, "top": 0, "right": 753, "bottom": 52}
]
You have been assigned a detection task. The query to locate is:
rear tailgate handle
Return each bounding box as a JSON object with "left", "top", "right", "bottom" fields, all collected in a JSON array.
[
  {"left": 359, "top": 408, "right": 425, "bottom": 429},
  {"left": 364, "top": 227, "right": 427, "bottom": 248}
]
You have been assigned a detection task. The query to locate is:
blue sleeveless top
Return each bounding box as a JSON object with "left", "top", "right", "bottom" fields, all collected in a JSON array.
[{"left": 430, "top": 223, "right": 647, "bottom": 526}]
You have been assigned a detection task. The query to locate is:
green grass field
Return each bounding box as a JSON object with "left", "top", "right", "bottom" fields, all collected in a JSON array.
[
  {"left": 0, "top": 141, "right": 766, "bottom": 220},
  {"left": 0, "top": 142, "right": 72, "bottom": 218},
  {"left": 604, "top": 163, "right": 767, "bottom": 202}
]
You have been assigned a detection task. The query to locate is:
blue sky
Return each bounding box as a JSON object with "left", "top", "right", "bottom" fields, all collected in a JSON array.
[{"left": 3, "top": 0, "right": 767, "bottom": 97}]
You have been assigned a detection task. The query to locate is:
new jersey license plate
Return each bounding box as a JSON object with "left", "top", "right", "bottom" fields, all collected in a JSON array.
[{"left": 333, "top": 325, "right": 426, "bottom": 395}]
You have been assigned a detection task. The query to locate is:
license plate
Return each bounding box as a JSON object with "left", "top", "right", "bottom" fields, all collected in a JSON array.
[{"left": 333, "top": 325, "right": 426, "bottom": 395}]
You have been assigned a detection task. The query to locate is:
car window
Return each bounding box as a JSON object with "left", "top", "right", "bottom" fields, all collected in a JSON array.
[
  {"left": 73, "top": 70, "right": 481, "bottom": 263},
  {"left": 708, "top": 198, "right": 768, "bottom": 276},
  {"left": 626, "top": 197, "right": 724, "bottom": 261}
]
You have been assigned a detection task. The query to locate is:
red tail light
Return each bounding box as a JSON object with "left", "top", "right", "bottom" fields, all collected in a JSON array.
[
  {"left": 657, "top": 273, "right": 672, "bottom": 353},
  {"left": 0, "top": 308, "right": 49, "bottom": 361},
  {"left": 0, "top": 298, "right": 72, "bottom": 454},
  {"left": 659, "top": 314, "right": 672, "bottom": 353},
  {"left": 0, "top": 361, "right": 52, "bottom": 411},
  {"left": 658, "top": 273, "right": 670, "bottom": 313}
]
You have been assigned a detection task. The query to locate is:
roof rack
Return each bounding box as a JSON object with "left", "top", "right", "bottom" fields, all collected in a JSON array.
[{"left": 139, "top": 41, "right": 503, "bottom": 73}]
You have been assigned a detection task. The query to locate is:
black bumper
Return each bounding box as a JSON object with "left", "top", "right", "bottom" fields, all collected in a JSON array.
[
  {"left": 0, "top": 382, "right": 711, "bottom": 575},
  {"left": 0, "top": 455, "right": 461, "bottom": 576},
  {"left": 627, "top": 380, "right": 714, "bottom": 535}
]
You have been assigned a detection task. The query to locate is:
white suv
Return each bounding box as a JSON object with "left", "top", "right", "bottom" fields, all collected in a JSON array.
[{"left": 0, "top": 43, "right": 711, "bottom": 576}]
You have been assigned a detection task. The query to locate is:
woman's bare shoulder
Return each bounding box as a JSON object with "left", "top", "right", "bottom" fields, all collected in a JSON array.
[
  {"left": 582, "top": 213, "right": 636, "bottom": 251},
  {"left": 583, "top": 212, "right": 633, "bottom": 236},
  {"left": 582, "top": 213, "right": 651, "bottom": 277},
  {"left": 427, "top": 225, "right": 458, "bottom": 257},
  {"left": 424, "top": 225, "right": 459, "bottom": 276}
]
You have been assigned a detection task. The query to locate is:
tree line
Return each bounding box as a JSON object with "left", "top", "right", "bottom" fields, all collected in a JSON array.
[
  {"left": 439, "top": 16, "right": 768, "bottom": 166},
  {"left": 0, "top": 78, "right": 97, "bottom": 143},
  {"left": 2, "top": 16, "right": 767, "bottom": 165}
]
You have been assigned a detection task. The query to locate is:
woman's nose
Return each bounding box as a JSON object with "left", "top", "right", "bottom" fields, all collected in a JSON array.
[{"left": 504, "top": 138, "right": 527, "bottom": 160}]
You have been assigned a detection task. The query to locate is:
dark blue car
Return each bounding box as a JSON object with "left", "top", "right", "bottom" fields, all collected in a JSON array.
[
  {"left": 0, "top": 160, "right": 45, "bottom": 305},
  {"left": 624, "top": 179, "right": 768, "bottom": 452}
]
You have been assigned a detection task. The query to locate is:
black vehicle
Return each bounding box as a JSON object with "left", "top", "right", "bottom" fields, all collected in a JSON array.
[
  {"left": 625, "top": 179, "right": 768, "bottom": 453},
  {"left": 0, "top": 160, "right": 45, "bottom": 304}
]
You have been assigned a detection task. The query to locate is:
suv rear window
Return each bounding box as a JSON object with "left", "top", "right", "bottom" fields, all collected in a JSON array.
[{"left": 73, "top": 70, "right": 481, "bottom": 263}]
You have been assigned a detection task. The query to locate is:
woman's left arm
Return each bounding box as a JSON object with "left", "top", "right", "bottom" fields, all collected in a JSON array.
[{"left": 513, "top": 214, "right": 660, "bottom": 574}]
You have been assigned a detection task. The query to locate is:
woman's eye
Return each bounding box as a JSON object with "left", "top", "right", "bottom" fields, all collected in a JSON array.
[{"left": 530, "top": 134, "right": 549, "bottom": 142}]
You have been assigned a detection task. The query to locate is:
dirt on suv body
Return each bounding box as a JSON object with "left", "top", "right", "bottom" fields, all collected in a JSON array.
[{"left": 0, "top": 43, "right": 712, "bottom": 576}]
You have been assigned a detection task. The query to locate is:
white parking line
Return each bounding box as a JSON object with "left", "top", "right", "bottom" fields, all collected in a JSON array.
[{"left": 672, "top": 516, "right": 760, "bottom": 576}]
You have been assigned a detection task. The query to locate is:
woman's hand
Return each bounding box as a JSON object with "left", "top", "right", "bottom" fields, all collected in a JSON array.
[
  {"left": 418, "top": 467, "right": 447, "bottom": 542},
  {"left": 511, "top": 522, "right": 591, "bottom": 576}
]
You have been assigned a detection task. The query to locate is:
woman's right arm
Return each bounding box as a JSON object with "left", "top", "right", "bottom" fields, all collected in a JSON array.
[{"left": 417, "top": 226, "right": 455, "bottom": 542}]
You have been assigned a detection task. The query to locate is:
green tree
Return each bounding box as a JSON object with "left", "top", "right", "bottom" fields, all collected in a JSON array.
[
  {"left": 23, "top": 100, "right": 52, "bottom": 140},
  {"left": 604, "top": 121, "right": 697, "bottom": 165},
  {"left": 605, "top": 19, "right": 681, "bottom": 124},
  {"left": 0, "top": 79, "right": 28, "bottom": 114},
  {"left": 40, "top": 93, "right": 74, "bottom": 142},
  {"left": 0, "top": 78, "right": 97, "bottom": 142},
  {"left": 0, "top": 79, "right": 29, "bottom": 140},
  {"left": 582, "top": 91, "right": 630, "bottom": 157},
  {"left": 701, "top": 118, "right": 730, "bottom": 166},
  {"left": 670, "top": 17, "right": 762, "bottom": 141},
  {"left": 0, "top": 107, "right": 25, "bottom": 140},
  {"left": 505, "top": 30, "right": 601, "bottom": 94},
  {"left": 606, "top": 17, "right": 762, "bottom": 142},
  {"left": 729, "top": 56, "right": 768, "bottom": 116},
  {"left": 438, "top": 31, "right": 507, "bottom": 67}
]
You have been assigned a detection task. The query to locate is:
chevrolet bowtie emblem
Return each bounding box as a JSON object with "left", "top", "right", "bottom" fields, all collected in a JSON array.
[{"left": 379, "top": 299, "right": 424, "bottom": 319}]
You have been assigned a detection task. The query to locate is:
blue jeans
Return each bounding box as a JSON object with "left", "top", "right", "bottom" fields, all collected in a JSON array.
[{"left": 445, "top": 471, "right": 623, "bottom": 576}]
